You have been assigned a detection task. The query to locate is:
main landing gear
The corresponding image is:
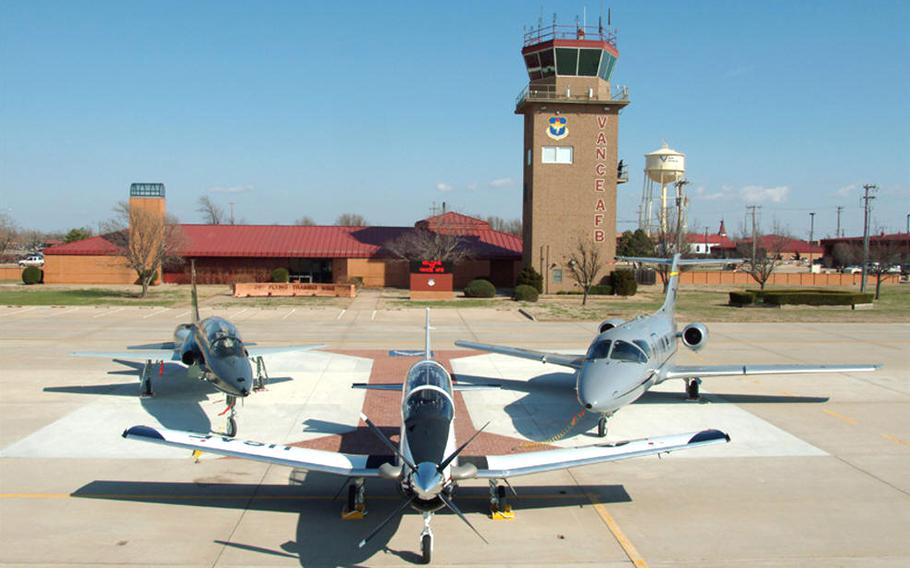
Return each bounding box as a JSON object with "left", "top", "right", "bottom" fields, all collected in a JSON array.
[
  {"left": 341, "top": 478, "right": 366, "bottom": 520},
  {"left": 686, "top": 377, "right": 702, "bottom": 401},
  {"left": 420, "top": 512, "right": 434, "bottom": 564},
  {"left": 489, "top": 480, "right": 514, "bottom": 520},
  {"left": 252, "top": 355, "right": 269, "bottom": 391},
  {"left": 140, "top": 359, "right": 166, "bottom": 397}
]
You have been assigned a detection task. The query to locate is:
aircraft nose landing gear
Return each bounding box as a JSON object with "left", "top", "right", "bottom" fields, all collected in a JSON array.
[
  {"left": 686, "top": 377, "right": 702, "bottom": 401},
  {"left": 219, "top": 395, "right": 238, "bottom": 437},
  {"left": 420, "top": 512, "right": 434, "bottom": 564}
]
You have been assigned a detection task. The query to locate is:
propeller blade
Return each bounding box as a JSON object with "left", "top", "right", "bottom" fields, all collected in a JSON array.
[
  {"left": 357, "top": 497, "right": 414, "bottom": 549},
  {"left": 359, "top": 412, "right": 416, "bottom": 472},
  {"left": 439, "top": 492, "right": 488, "bottom": 544},
  {"left": 438, "top": 421, "right": 490, "bottom": 473}
]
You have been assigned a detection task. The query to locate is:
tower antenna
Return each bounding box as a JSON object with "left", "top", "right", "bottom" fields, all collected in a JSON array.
[{"left": 608, "top": 7, "right": 612, "bottom": 27}]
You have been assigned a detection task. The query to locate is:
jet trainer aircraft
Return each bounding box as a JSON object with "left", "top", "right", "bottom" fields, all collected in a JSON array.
[
  {"left": 73, "top": 261, "right": 323, "bottom": 436},
  {"left": 457, "top": 254, "right": 881, "bottom": 438},
  {"left": 123, "top": 308, "right": 730, "bottom": 564}
]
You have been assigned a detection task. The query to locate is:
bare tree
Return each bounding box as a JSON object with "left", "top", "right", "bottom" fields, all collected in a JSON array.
[
  {"left": 867, "top": 241, "right": 904, "bottom": 300},
  {"left": 294, "top": 216, "right": 316, "bottom": 226},
  {"left": 109, "top": 208, "right": 186, "bottom": 298},
  {"left": 335, "top": 213, "right": 369, "bottom": 226},
  {"left": 567, "top": 239, "right": 603, "bottom": 306},
  {"left": 98, "top": 200, "right": 131, "bottom": 234},
  {"left": 737, "top": 224, "right": 791, "bottom": 290},
  {"left": 384, "top": 229, "right": 471, "bottom": 263},
  {"left": 484, "top": 216, "right": 522, "bottom": 236},
  {"left": 22, "top": 230, "right": 46, "bottom": 252},
  {"left": 197, "top": 195, "right": 224, "bottom": 225},
  {"left": 831, "top": 242, "right": 861, "bottom": 268},
  {"left": 0, "top": 213, "right": 18, "bottom": 262}
]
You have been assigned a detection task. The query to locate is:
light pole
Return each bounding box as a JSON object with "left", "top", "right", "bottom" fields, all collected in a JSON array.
[
  {"left": 860, "top": 184, "right": 877, "bottom": 293},
  {"left": 809, "top": 211, "right": 815, "bottom": 245}
]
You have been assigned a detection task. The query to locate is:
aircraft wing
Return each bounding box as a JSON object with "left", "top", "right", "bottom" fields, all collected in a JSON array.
[
  {"left": 454, "top": 340, "right": 585, "bottom": 369},
  {"left": 123, "top": 425, "right": 385, "bottom": 478},
  {"left": 664, "top": 363, "right": 881, "bottom": 380},
  {"left": 71, "top": 349, "right": 179, "bottom": 361},
  {"left": 246, "top": 344, "right": 325, "bottom": 357},
  {"left": 470, "top": 429, "right": 730, "bottom": 479}
]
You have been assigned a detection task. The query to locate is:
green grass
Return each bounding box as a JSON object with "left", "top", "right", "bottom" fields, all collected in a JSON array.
[
  {"left": 0, "top": 286, "right": 186, "bottom": 306},
  {"left": 527, "top": 284, "right": 910, "bottom": 323}
]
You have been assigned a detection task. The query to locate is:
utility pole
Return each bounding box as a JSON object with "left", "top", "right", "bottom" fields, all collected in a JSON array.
[
  {"left": 836, "top": 206, "right": 844, "bottom": 237},
  {"left": 860, "top": 184, "right": 877, "bottom": 293},
  {"left": 228, "top": 202, "right": 235, "bottom": 225},
  {"left": 809, "top": 211, "right": 815, "bottom": 245},
  {"left": 906, "top": 213, "right": 909, "bottom": 234},
  {"left": 674, "top": 178, "right": 689, "bottom": 254}
]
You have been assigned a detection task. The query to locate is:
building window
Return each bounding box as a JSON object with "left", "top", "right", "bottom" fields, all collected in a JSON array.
[
  {"left": 541, "top": 146, "right": 573, "bottom": 164},
  {"left": 527, "top": 148, "right": 532, "bottom": 166},
  {"left": 552, "top": 268, "right": 563, "bottom": 283}
]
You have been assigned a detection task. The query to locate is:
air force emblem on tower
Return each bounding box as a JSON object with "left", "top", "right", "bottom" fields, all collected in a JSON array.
[{"left": 546, "top": 116, "right": 568, "bottom": 140}]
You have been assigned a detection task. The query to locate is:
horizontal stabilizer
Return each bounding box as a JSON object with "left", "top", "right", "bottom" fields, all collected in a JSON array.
[
  {"left": 352, "top": 383, "right": 501, "bottom": 392},
  {"left": 246, "top": 344, "right": 325, "bottom": 358},
  {"left": 71, "top": 349, "right": 178, "bottom": 362},
  {"left": 616, "top": 256, "right": 741, "bottom": 266},
  {"left": 455, "top": 340, "right": 585, "bottom": 369}
]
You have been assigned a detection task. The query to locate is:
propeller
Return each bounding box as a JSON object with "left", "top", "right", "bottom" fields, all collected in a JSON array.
[
  {"left": 359, "top": 412, "right": 416, "bottom": 473},
  {"left": 357, "top": 497, "right": 415, "bottom": 549},
  {"left": 439, "top": 492, "right": 488, "bottom": 544},
  {"left": 437, "top": 421, "right": 490, "bottom": 473}
]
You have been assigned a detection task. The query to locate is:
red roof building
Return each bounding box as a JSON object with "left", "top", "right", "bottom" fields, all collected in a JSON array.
[{"left": 44, "top": 213, "right": 523, "bottom": 287}]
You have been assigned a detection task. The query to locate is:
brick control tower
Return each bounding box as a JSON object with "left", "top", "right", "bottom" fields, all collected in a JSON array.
[{"left": 516, "top": 17, "right": 629, "bottom": 292}]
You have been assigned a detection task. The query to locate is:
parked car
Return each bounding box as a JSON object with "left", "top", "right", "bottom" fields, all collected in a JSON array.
[
  {"left": 886, "top": 265, "right": 902, "bottom": 274},
  {"left": 841, "top": 265, "right": 862, "bottom": 274},
  {"left": 18, "top": 254, "right": 44, "bottom": 268}
]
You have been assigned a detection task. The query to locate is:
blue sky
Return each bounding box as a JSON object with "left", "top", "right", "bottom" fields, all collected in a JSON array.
[{"left": 2, "top": 0, "right": 908, "bottom": 238}]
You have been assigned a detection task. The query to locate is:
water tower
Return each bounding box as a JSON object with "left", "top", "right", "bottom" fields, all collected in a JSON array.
[{"left": 639, "top": 143, "right": 685, "bottom": 235}]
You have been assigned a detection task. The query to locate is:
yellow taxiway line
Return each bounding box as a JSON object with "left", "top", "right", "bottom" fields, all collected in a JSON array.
[{"left": 587, "top": 494, "right": 649, "bottom": 568}]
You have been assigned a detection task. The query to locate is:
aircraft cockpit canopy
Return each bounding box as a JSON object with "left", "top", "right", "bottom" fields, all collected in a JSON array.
[
  {"left": 404, "top": 387, "right": 454, "bottom": 423},
  {"left": 586, "top": 339, "right": 612, "bottom": 360},
  {"left": 405, "top": 362, "right": 452, "bottom": 394},
  {"left": 610, "top": 340, "right": 648, "bottom": 364},
  {"left": 203, "top": 319, "right": 244, "bottom": 357}
]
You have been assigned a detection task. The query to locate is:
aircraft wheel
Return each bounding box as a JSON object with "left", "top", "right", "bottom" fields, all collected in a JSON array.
[
  {"left": 226, "top": 417, "right": 238, "bottom": 438},
  {"left": 347, "top": 483, "right": 357, "bottom": 512},
  {"left": 686, "top": 378, "right": 701, "bottom": 400},
  {"left": 421, "top": 533, "right": 432, "bottom": 564},
  {"left": 597, "top": 416, "right": 607, "bottom": 438}
]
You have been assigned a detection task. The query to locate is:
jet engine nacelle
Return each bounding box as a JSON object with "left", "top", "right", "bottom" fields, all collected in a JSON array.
[
  {"left": 680, "top": 323, "right": 709, "bottom": 351},
  {"left": 181, "top": 347, "right": 203, "bottom": 366},
  {"left": 597, "top": 319, "right": 625, "bottom": 334}
]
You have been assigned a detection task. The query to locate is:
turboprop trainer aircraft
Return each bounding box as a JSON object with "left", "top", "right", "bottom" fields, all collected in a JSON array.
[
  {"left": 122, "top": 308, "right": 730, "bottom": 564},
  {"left": 73, "top": 261, "right": 323, "bottom": 437},
  {"left": 457, "top": 254, "right": 881, "bottom": 438}
]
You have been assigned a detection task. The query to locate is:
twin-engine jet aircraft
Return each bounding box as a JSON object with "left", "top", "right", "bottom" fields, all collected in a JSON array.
[
  {"left": 457, "top": 254, "right": 881, "bottom": 437},
  {"left": 73, "top": 261, "right": 323, "bottom": 436},
  {"left": 123, "top": 308, "right": 730, "bottom": 564}
]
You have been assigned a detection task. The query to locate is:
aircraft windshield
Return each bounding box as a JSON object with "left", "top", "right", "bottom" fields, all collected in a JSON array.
[
  {"left": 586, "top": 340, "right": 612, "bottom": 360},
  {"left": 633, "top": 339, "right": 652, "bottom": 359},
  {"left": 404, "top": 388, "right": 454, "bottom": 422},
  {"left": 212, "top": 337, "right": 244, "bottom": 357},
  {"left": 203, "top": 319, "right": 241, "bottom": 353},
  {"left": 405, "top": 362, "right": 452, "bottom": 394},
  {"left": 610, "top": 340, "right": 647, "bottom": 364}
]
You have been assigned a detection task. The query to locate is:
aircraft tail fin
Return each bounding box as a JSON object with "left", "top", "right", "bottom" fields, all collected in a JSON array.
[
  {"left": 190, "top": 259, "right": 200, "bottom": 324},
  {"left": 615, "top": 255, "right": 741, "bottom": 313},
  {"left": 424, "top": 307, "right": 432, "bottom": 360}
]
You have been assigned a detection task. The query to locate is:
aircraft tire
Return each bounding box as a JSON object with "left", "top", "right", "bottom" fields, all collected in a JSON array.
[
  {"left": 421, "top": 533, "right": 432, "bottom": 564},
  {"left": 226, "top": 417, "right": 238, "bottom": 438},
  {"left": 597, "top": 417, "right": 607, "bottom": 438},
  {"left": 347, "top": 483, "right": 357, "bottom": 512}
]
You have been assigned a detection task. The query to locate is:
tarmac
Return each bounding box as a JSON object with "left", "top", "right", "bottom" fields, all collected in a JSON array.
[{"left": 1, "top": 299, "right": 908, "bottom": 567}]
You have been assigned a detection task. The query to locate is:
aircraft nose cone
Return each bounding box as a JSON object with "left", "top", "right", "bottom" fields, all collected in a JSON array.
[{"left": 413, "top": 462, "right": 443, "bottom": 500}]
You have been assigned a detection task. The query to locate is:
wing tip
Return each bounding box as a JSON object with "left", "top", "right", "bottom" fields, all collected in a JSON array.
[
  {"left": 688, "top": 429, "right": 730, "bottom": 444},
  {"left": 123, "top": 425, "right": 165, "bottom": 441}
]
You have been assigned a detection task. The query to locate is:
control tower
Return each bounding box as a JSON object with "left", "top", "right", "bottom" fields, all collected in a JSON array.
[{"left": 516, "top": 17, "right": 629, "bottom": 292}]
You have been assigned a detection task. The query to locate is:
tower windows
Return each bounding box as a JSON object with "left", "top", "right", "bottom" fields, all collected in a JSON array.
[
  {"left": 541, "top": 146, "right": 573, "bottom": 164},
  {"left": 555, "top": 48, "right": 579, "bottom": 75}
]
